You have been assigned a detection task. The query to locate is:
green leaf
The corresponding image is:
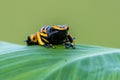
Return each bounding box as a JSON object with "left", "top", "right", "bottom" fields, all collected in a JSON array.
[{"left": 0, "top": 42, "right": 120, "bottom": 80}]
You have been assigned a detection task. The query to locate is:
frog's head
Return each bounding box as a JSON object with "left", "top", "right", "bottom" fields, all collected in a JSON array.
[{"left": 52, "top": 25, "right": 69, "bottom": 31}]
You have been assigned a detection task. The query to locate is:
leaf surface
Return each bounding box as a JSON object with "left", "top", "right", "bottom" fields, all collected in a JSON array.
[{"left": 0, "top": 42, "right": 120, "bottom": 80}]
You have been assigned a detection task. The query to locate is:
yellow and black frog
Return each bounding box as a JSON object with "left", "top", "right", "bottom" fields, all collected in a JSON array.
[{"left": 25, "top": 25, "right": 75, "bottom": 49}]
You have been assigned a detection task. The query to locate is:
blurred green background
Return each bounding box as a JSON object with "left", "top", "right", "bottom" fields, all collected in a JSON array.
[{"left": 0, "top": 0, "right": 120, "bottom": 48}]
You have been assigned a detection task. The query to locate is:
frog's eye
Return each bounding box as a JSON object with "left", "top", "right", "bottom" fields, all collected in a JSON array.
[{"left": 67, "top": 26, "right": 69, "bottom": 30}]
